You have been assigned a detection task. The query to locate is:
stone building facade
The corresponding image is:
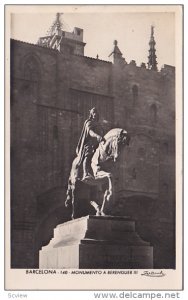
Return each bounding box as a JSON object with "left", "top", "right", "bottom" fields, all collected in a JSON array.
[{"left": 10, "top": 18, "right": 175, "bottom": 268}]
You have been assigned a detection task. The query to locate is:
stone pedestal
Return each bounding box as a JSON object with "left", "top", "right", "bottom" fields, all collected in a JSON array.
[{"left": 39, "top": 215, "right": 153, "bottom": 269}]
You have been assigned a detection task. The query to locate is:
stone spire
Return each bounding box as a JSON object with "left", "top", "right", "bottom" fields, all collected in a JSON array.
[
  {"left": 37, "top": 13, "right": 86, "bottom": 55},
  {"left": 109, "top": 40, "right": 125, "bottom": 64},
  {"left": 109, "top": 40, "right": 122, "bottom": 57},
  {"left": 47, "top": 13, "right": 64, "bottom": 36},
  {"left": 55, "top": 13, "right": 61, "bottom": 30},
  {"left": 147, "top": 26, "right": 158, "bottom": 71}
]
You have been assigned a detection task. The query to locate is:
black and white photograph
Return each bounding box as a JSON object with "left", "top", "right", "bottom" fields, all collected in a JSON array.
[{"left": 5, "top": 4, "right": 183, "bottom": 290}]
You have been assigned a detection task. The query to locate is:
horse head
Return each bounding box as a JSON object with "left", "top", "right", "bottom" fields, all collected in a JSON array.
[
  {"left": 118, "top": 129, "right": 130, "bottom": 146},
  {"left": 103, "top": 128, "right": 130, "bottom": 162}
]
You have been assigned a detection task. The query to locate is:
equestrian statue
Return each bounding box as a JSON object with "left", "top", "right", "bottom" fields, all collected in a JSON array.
[{"left": 65, "top": 107, "right": 130, "bottom": 219}]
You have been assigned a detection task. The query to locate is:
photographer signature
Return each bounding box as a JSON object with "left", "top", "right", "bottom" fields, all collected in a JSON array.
[{"left": 141, "top": 271, "right": 165, "bottom": 277}]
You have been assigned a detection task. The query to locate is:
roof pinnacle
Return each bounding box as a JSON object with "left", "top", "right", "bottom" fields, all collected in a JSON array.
[{"left": 147, "top": 25, "right": 158, "bottom": 71}]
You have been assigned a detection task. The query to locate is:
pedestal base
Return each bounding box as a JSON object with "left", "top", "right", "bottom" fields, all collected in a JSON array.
[{"left": 39, "top": 215, "right": 153, "bottom": 269}]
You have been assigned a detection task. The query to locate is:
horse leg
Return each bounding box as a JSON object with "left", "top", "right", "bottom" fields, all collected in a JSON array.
[
  {"left": 106, "top": 173, "right": 113, "bottom": 201},
  {"left": 100, "top": 193, "right": 107, "bottom": 216},
  {"left": 71, "top": 185, "right": 76, "bottom": 219},
  {"left": 90, "top": 201, "right": 101, "bottom": 216},
  {"left": 100, "top": 174, "right": 113, "bottom": 215}
]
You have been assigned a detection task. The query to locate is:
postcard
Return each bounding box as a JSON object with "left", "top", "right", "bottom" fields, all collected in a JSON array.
[{"left": 5, "top": 4, "right": 183, "bottom": 290}]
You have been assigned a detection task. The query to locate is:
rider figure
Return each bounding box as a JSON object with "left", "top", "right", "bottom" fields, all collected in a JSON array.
[{"left": 76, "top": 107, "right": 104, "bottom": 181}]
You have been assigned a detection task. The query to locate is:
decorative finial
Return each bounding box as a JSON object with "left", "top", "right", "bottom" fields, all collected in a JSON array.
[
  {"left": 56, "top": 13, "right": 61, "bottom": 30},
  {"left": 147, "top": 25, "right": 158, "bottom": 71},
  {"left": 108, "top": 39, "right": 125, "bottom": 64},
  {"left": 47, "top": 13, "right": 64, "bottom": 36}
]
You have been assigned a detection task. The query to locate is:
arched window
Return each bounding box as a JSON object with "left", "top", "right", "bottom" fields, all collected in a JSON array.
[
  {"left": 24, "top": 56, "right": 40, "bottom": 81},
  {"left": 150, "top": 104, "right": 157, "bottom": 123},
  {"left": 23, "top": 56, "right": 41, "bottom": 101},
  {"left": 138, "top": 147, "right": 145, "bottom": 157},
  {"left": 163, "top": 183, "right": 169, "bottom": 195},
  {"left": 132, "top": 168, "right": 137, "bottom": 180},
  {"left": 163, "top": 142, "right": 169, "bottom": 155},
  {"left": 132, "top": 85, "right": 138, "bottom": 104},
  {"left": 53, "top": 125, "right": 58, "bottom": 140}
]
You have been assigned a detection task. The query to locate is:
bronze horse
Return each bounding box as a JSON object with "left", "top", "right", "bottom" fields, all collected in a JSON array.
[{"left": 65, "top": 128, "right": 130, "bottom": 219}]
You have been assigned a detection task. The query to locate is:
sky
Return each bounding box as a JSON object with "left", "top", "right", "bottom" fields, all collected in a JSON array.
[
  {"left": 11, "top": 8, "right": 175, "bottom": 68},
  {"left": 11, "top": 7, "right": 175, "bottom": 69}
]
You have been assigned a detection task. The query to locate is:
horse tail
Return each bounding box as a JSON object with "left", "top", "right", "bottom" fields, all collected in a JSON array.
[
  {"left": 65, "top": 178, "right": 72, "bottom": 207},
  {"left": 65, "top": 157, "right": 79, "bottom": 207}
]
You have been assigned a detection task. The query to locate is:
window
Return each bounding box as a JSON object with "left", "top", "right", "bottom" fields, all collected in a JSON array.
[
  {"left": 24, "top": 56, "right": 40, "bottom": 81},
  {"left": 53, "top": 125, "right": 58, "bottom": 140},
  {"left": 150, "top": 104, "right": 157, "bottom": 123},
  {"left": 163, "top": 142, "right": 169, "bottom": 155},
  {"left": 23, "top": 56, "right": 41, "bottom": 102},
  {"left": 132, "top": 85, "right": 138, "bottom": 104},
  {"left": 163, "top": 183, "right": 169, "bottom": 195},
  {"left": 138, "top": 147, "right": 145, "bottom": 157},
  {"left": 132, "top": 168, "right": 137, "bottom": 180}
]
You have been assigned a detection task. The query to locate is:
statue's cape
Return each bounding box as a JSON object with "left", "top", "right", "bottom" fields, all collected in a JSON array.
[{"left": 76, "top": 119, "right": 94, "bottom": 165}]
